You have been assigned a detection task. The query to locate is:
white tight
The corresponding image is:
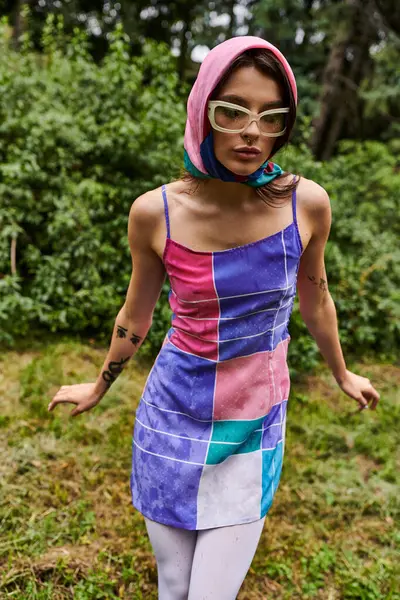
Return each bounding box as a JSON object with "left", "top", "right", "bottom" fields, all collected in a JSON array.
[{"left": 144, "top": 516, "right": 266, "bottom": 600}]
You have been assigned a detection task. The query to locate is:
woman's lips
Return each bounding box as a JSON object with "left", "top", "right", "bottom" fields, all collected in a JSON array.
[{"left": 233, "top": 150, "right": 260, "bottom": 160}]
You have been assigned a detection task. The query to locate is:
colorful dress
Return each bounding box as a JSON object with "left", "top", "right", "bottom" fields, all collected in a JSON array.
[{"left": 130, "top": 182, "right": 303, "bottom": 530}]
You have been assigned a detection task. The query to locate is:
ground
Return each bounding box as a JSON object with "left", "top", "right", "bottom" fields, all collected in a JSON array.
[{"left": 0, "top": 338, "right": 399, "bottom": 599}]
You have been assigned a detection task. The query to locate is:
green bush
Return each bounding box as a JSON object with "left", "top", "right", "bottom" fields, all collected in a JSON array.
[{"left": 0, "top": 16, "right": 184, "bottom": 350}]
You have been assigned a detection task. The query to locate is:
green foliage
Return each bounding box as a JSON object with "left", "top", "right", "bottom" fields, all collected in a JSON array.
[{"left": 0, "top": 16, "right": 184, "bottom": 349}]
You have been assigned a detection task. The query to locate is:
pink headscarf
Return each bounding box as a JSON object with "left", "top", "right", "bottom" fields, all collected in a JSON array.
[{"left": 184, "top": 36, "right": 297, "bottom": 178}]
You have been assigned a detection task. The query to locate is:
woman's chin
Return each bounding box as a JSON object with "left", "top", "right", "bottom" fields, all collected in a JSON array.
[
  {"left": 225, "top": 158, "right": 264, "bottom": 176},
  {"left": 220, "top": 158, "right": 265, "bottom": 177}
]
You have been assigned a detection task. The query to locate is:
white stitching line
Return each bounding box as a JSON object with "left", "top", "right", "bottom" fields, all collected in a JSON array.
[
  {"left": 270, "top": 232, "right": 289, "bottom": 405},
  {"left": 167, "top": 334, "right": 290, "bottom": 364},
  {"left": 139, "top": 395, "right": 287, "bottom": 424},
  {"left": 167, "top": 338, "right": 218, "bottom": 363},
  {"left": 135, "top": 416, "right": 283, "bottom": 443},
  {"left": 173, "top": 297, "right": 293, "bottom": 321},
  {"left": 140, "top": 396, "right": 212, "bottom": 422},
  {"left": 205, "top": 255, "right": 219, "bottom": 464},
  {"left": 172, "top": 321, "right": 286, "bottom": 344},
  {"left": 271, "top": 231, "right": 288, "bottom": 351},
  {"left": 212, "top": 253, "right": 220, "bottom": 362},
  {"left": 136, "top": 416, "right": 250, "bottom": 445},
  {"left": 171, "top": 282, "right": 295, "bottom": 304},
  {"left": 133, "top": 439, "right": 204, "bottom": 466},
  {"left": 255, "top": 423, "right": 282, "bottom": 432},
  {"left": 133, "top": 438, "right": 284, "bottom": 467}
]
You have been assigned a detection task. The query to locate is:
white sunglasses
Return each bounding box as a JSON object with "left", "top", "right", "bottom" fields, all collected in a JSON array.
[{"left": 208, "top": 100, "right": 289, "bottom": 137}]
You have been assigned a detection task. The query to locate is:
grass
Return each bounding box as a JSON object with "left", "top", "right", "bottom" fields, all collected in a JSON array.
[{"left": 0, "top": 337, "right": 399, "bottom": 599}]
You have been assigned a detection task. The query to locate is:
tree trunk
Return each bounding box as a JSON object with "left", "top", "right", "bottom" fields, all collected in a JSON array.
[
  {"left": 310, "top": 0, "right": 377, "bottom": 160},
  {"left": 178, "top": 22, "right": 189, "bottom": 82},
  {"left": 227, "top": 0, "right": 236, "bottom": 39},
  {"left": 11, "top": 0, "right": 23, "bottom": 50},
  {"left": 374, "top": 0, "right": 400, "bottom": 35},
  {"left": 177, "top": 5, "right": 196, "bottom": 84}
]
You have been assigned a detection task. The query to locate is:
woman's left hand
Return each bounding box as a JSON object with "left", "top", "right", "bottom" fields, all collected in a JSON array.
[{"left": 336, "top": 369, "right": 380, "bottom": 413}]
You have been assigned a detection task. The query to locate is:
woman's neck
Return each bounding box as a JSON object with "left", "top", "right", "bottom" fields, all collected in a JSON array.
[{"left": 197, "top": 179, "right": 258, "bottom": 208}]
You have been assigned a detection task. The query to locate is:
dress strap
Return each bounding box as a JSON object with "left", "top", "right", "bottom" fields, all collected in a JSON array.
[
  {"left": 291, "top": 175, "right": 298, "bottom": 225},
  {"left": 291, "top": 175, "right": 304, "bottom": 253},
  {"left": 161, "top": 184, "right": 171, "bottom": 239}
]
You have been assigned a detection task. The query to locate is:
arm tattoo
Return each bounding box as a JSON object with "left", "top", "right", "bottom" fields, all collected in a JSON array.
[
  {"left": 307, "top": 275, "right": 327, "bottom": 292},
  {"left": 116, "top": 324, "right": 142, "bottom": 346},
  {"left": 130, "top": 333, "right": 142, "bottom": 345},
  {"left": 102, "top": 356, "right": 130, "bottom": 387},
  {"left": 117, "top": 325, "right": 128, "bottom": 338}
]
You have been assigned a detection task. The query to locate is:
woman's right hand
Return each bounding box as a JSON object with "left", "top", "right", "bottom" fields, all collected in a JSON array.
[{"left": 48, "top": 383, "right": 102, "bottom": 417}]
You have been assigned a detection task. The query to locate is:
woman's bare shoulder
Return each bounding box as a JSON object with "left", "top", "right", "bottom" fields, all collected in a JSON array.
[
  {"left": 130, "top": 180, "right": 187, "bottom": 217},
  {"left": 129, "top": 185, "right": 165, "bottom": 225},
  {"left": 127, "top": 186, "right": 168, "bottom": 255},
  {"left": 295, "top": 175, "right": 331, "bottom": 242},
  {"left": 296, "top": 175, "right": 331, "bottom": 215},
  {"left": 128, "top": 181, "right": 188, "bottom": 254}
]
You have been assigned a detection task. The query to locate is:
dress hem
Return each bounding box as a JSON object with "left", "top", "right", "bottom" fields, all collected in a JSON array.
[{"left": 131, "top": 499, "right": 271, "bottom": 531}]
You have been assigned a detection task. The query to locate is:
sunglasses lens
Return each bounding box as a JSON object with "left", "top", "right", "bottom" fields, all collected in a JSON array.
[
  {"left": 260, "top": 112, "right": 287, "bottom": 134},
  {"left": 214, "top": 105, "right": 249, "bottom": 132}
]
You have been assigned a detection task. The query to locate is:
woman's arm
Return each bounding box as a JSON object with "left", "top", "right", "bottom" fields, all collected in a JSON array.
[
  {"left": 296, "top": 182, "right": 345, "bottom": 379},
  {"left": 297, "top": 180, "right": 379, "bottom": 411},
  {"left": 48, "top": 189, "right": 168, "bottom": 416},
  {"left": 91, "top": 191, "right": 167, "bottom": 402}
]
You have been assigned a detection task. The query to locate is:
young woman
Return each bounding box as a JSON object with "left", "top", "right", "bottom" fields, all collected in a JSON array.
[{"left": 48, "top": 36, "right": 380, "bottom": 599}]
